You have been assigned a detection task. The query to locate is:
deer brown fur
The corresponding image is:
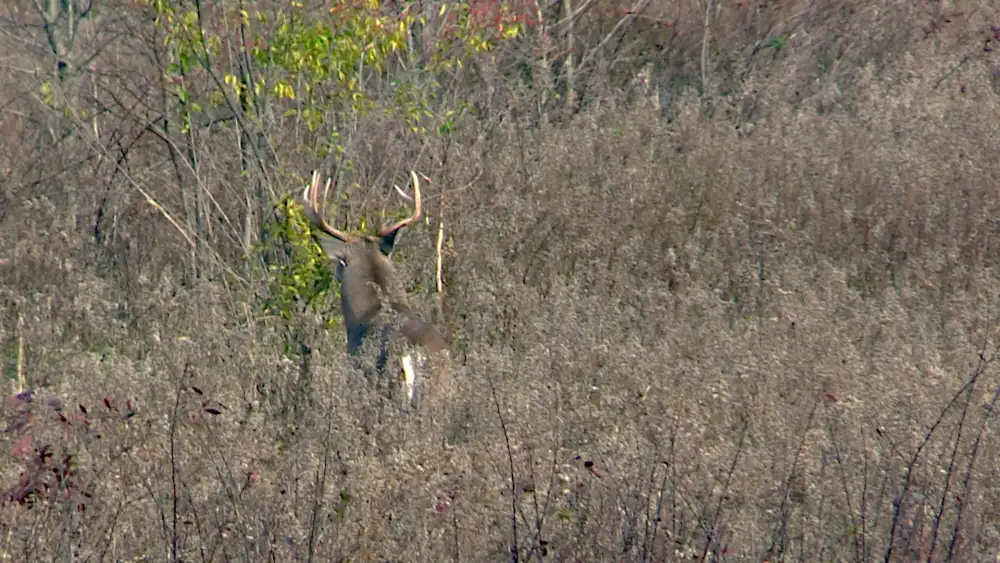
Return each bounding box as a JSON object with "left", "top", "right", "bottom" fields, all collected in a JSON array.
[{"left": 300, "top": 170, "right": 448, "bottom": 408}]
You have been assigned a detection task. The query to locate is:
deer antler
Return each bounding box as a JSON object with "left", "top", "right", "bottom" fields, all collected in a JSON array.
[
  {"left": 378, "top": 170, "right": 423, "bottom": 236},
  {"left": 301, "top": 170, "right": 355, "bottom": 242}
]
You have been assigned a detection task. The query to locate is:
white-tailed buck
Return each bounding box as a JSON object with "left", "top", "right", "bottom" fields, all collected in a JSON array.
[{"left": 300, "top": 170, "right": 448, "bottom": 411}]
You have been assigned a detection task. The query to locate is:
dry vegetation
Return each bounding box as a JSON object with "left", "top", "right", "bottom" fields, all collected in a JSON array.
[{"left": 2, "top": 0, "right": 1000, "bottom": 561}]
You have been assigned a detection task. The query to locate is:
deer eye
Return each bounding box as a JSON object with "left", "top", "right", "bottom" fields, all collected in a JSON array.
[{"left": 334, "top": 259, "right": 346, "bottom": 282}]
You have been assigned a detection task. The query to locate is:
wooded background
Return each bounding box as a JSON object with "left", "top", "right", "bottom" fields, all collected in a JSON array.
[{"left": 2, "top": 0, "right": 1000, "bottom": 560}]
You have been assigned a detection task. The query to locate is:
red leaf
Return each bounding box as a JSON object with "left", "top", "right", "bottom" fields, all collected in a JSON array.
[{"left": 10, "top": 435, "right": 32, "bottom": 458}]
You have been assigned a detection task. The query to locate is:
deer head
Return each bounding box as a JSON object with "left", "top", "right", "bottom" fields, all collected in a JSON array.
[{"left": 299, "top": 170, "right": 448, "bottom": 408}]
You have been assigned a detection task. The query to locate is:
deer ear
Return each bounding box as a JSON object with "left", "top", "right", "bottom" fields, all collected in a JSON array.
[
  {"left": 333, "top": 259, "right": 346, "bottom": 283},
  {"left": 378, "top": 228, "right": 403, "bottom": 257}
]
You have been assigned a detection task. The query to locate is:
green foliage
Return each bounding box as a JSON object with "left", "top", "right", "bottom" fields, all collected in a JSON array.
[
  {"left": 2, "top": 337, "right": 17, "bottom": 382},
  {"left": 144, "top": 0, "right": 528, "bottom": 353},
  {"left": 431, "top": 1, "right": 525, "bottom": 64},
  {"left": 333, "top": 487, "right": 353, "bottom": 523},
  {"left": 251, "top": 0, "right": 412, "bottom": 121},
  {"left": 260, "top": 193, "right": 339, "bottom": 333},
  {"left": 145, "top": 0, "right": 529, "bottom": 144},
  {"left": 145, "top": 1, "right": 223, "bottom": 133},
  {"left": 39, "top": 79, "right": 54, "bottom": 107}
]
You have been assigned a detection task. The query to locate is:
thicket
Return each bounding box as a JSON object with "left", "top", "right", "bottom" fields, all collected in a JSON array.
[{"left": 2, "top": 0, "right": 1000, "bottom": 560}]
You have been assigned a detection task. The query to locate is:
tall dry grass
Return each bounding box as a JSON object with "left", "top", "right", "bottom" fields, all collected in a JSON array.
[{"left": 2, "top": 1, "right": 1000, "bottom": 561}]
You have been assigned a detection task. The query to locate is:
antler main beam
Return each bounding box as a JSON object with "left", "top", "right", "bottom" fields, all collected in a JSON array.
[
  {"left": 379, "top": 170, "right": 422, "bottom": 236},
  {"left": 301, "top": 170, "right": 355, "bottom": 242},
  {"left": 301, "top": 170, "right": 422, "bottom": 240}
]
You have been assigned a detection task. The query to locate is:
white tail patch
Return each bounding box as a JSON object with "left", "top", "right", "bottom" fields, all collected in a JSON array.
[{"left": 400, "top": 353, "right": 417, "bottom": 406}]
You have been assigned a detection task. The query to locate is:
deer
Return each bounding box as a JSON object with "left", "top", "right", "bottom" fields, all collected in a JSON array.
[{"left": 299, "top": 169, "right": 449, "bottom": 411}]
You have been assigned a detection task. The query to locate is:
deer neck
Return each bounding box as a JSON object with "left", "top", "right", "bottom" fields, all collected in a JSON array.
[{"left": 339, "top": 245, "right": 414, "bottom": 333}]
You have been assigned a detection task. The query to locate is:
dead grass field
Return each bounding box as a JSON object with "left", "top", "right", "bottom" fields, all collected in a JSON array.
[{"left": 2, "top": 0, "right": 1000, "bottom": 561}]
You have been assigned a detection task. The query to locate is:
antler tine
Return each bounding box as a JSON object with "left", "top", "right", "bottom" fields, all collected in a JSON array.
[
  {"left": 301, "top": 170, "right": 354, "bottom": 242},
  {"left": 301, "top": 170, "right": 317, "bottom": 206},
  {"left": 379, "top": 170, "right": 423, "bottom": 235}
]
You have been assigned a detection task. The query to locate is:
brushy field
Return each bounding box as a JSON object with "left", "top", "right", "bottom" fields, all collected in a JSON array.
[{"left": 2, "top": 0, "right": 1000, "bottom": 561}]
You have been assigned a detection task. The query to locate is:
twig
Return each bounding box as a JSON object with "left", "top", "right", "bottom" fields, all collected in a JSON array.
[
  {"left": 436, "top": 220, "right": 445, "bottom": 296},
  {"left": 50, "top": 94, "right": 197, "bottom": 249},
  {"left": 488, "top": 371, "right": 520, "bottom": 561},
  {"left": 16, "top": 311, "right": 25, "bottom": 393},
  {"left": 700, "top": 0, "right": 715, "bottom": 95},
  {"left": 577, "top": 0, "right": 652, "bottom": 73}
]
